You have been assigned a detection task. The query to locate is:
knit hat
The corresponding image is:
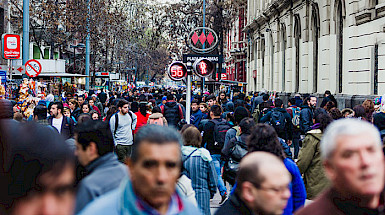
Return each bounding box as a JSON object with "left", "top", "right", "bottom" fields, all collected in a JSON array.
[{"left": 234, "top": 106, "right": 249, "bottom": 124}]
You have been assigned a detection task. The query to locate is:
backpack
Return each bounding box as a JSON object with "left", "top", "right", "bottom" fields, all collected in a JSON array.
[
  {"left": 211, "top": 119, "right": 231, "bottom": 151},
  {"left": 223, "top": 136, "right": 248, "bottom": 185},
  {"left": 113, "top": 111, "right": 134, "bottom": 138},
  {"left": 290, "top": 107, "right": 301, "bottom": 128},
  {"left": 252, "top": 108, "right": 260, "bottom": 124},
  {"left": 269, "top": 110, "right": 286, "bottom": 133},
  {"left": 148, "top": 117, "right": 164, "bottom": 126}
]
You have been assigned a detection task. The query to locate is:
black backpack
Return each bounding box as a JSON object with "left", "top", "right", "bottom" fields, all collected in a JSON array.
[
  {"left": 211, "top": 119, "right": 231, "bottom": 151},
  {"left": 223, "top": 136, "right": 248, "bottom": 185},
  {"left": 270, "top": 110, "right": 286, "bottom": 133}
]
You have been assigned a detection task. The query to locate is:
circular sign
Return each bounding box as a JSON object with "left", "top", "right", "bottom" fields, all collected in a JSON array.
[
  {"left": 25, "top": 59, "right": 42, "bottom": 77},
  {"left": 168, "top": 62, "right": 187, "bottom": 81},
  {"left": 193, "top": 58, "right": 215, "bottom": 77},
  {"left": 187, "top": 27, "right": 219, "bottom": 54}
]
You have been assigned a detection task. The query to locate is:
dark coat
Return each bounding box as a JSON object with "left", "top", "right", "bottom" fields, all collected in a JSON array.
[
  {"left": 300, "top": 105, "right": 314, "bottom": 134},
  {"left": 295, "top": 188, "right": 385, "bottom": 215},
  {"left": 161, "top": 101, "right": 183, "bottom": 128},
  {"left": 260, "top": 107, "right": 293, "bottom": 140},
  {"left": 215, "top": 193, "right": 253, "bottom": 215},
  {"left": 48, "top": 116, "right": 75, "bottom": 140}
]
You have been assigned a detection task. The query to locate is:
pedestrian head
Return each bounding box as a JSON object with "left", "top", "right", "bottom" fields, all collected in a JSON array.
[
  {"left": 182, "top": 126, "right": 202, "bottom": 148},
  {"left": 324, "top": 90, "right": 331, "bottom": 97},
  {"left": 321, "top": 119, "right": 384, "bottom": 200},
  {"left": 191, "top": 99, "right": 199, "bottom": 112},
  {"left": 199, "top": 102, "right": 208, "bottom": 113},
  {"left": 235, "top": 152, "right": 291, "bottom": 215},
  {"left": 313, "top": 108, "right": 333, "bottom": 132},
  {"left": 353, "top": 105, "right": 367, "bottom": 120},
  {"left": 262, "top": 94, "right": 269, "bottom": 102},
  {"left": 152, "top": 106, "right": 161, "bottom": 114},
  {"left": 303, "top": 96, "right": 317, "bottom": 108},
  {"left": 63, "top": 107, "right": 71, "bottom": 118},
  {"left": 209, "top": 105, "right": 222, "bottom": 118},
  {"left": 117, "top": 99, "right": 129, "bottom": 115},
  {"left": 33, "top": 104, "right": 48, "bottom": 121},
  {"left": 50, "top": 101, "right": 63, "bottom": 118},
  {"left": 68, "top": 99, "right": 79, "bottom": 110},
  {"left": 89, "top": 110, "right": 99, "bottom": 120},
  {"left": 74, "top": 120, "right": 114, "bottom": 167},
  {"left": 78, "top": 95, "right": 85, "bottom": 105},
  {"left": 288, "top": 98, "right": 296, "bottom": 106},
  {"left": 274, "top": 98, "right": 283, "bottom": 108},
  {"left": 247, "top": 124, "right": 285, "bottom": 160},
  {"left": 206, "top": 94, "right": 216, "bottom": 107},
  {"left": 81, "top": 103, "right": 91, "bottom": 114},
  {"left": 239, "top": 118, "right": 255, "bottom": 135},
  {"left": 0, "top": 121, "right": 75, "bottom": 215},
  {"left": 128, "top": 125, "right": 182, "bottom": 212}
]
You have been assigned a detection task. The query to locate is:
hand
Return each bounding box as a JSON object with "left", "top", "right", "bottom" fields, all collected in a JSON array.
[{"left": 287, "top": 140, "right": 292, "bottom": 146}]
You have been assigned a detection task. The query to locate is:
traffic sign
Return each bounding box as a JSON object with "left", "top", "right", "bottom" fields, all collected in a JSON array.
[
  {"left": 168, "top": 62, "right": 187, "bottom": 81},
  {"left": 193, "top": 58, "right": 215, "bottom": 77},
  {"left": 25, "top": 59, "right": 42, "bottom": 77},
  {"left": 2, "top": 34, "right": 21, "bottom": 59},
  {"left": 0, "top": 70, "right": 6, "bottom": 84}
]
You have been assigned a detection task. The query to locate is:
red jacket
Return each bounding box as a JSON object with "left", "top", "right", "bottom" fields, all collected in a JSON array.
[{"left": 134, "top": 111, "right": 150, "bottom": 134}]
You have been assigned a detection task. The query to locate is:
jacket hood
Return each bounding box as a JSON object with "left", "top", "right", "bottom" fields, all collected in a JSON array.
[
  {"left": 149, "top": 113, "right": 163, "bottom": 119},
  {"left": 273, "top": 107, "right": 288, "bottom": 113},
  {"left": 165, "top": 101, "right": 177, "bottom": 107},
  {"left": 307, "top": 129, "right": 323, "bottom": 141},
  {"left": 225, "top": 102, "right": 234, "bottom": 112}
]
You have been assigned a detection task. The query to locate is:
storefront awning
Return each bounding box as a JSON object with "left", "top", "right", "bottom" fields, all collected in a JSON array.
[{"left": 38, "top": 73, "right": 87, "bottom": 77}]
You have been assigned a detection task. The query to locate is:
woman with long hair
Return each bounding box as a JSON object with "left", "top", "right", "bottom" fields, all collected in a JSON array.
[
  {"left": 69, "top": 99, "right": 81, "bottom": 120},
  {"left": 81, "top": 103, "right": 92, "bottom": 115},
  {"left": 181, "top": 126, "right": 217, "bottom": 215},
  {"left": 297, "top": 108, "right": 333, "bottom": 199},
  {"left": 247, "top": 124, "right": 306, "bottom": 215}
]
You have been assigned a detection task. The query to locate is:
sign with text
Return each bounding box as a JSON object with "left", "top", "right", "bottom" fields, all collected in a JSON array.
[{"left": 2, "top": 34, "right": 21, "bottom": 59}]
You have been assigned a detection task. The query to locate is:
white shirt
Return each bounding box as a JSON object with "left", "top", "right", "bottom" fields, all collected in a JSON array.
[{"left": 52, "top": 116, "right": 63, "bottom": 133}]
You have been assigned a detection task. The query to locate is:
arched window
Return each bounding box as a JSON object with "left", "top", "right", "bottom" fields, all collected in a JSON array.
[
  {"left": 312, "top": 4, "right": 320, "bottom": 93},
  {"left": 281, "top": 23, "right": 287, "bottom": 91},
  {"left": 294, "top": 15, "right": 301, "bottom": 92},
  {"left": 336, "top": 0, "right": 345, "bottom": 93}
]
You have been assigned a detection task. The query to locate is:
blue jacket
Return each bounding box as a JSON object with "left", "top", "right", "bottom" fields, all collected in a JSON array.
[
  {"left": 75, "top": 153, "right": 128, "bottom": 213},
  {"left": 191, "top": 109, "right": 204, "bottom": 128},
  {"left": 283, "top": 158, "right": 306, "bottom": 215},
  {"left": 78, "top": 177, "right": 202, "bottom": 215}
]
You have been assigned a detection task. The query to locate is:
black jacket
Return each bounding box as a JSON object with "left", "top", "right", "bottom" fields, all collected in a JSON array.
[
  {"left": 202, "top": 118, "right": 222, "bottom": 155},
  {"left": 260, "top": 107, "right": 293, "bottom": 140},
  {"left": 48, "top": 116, "right": 75, "bottom": 140},
  {"left": 161, "top": 101, "right": 183, "bottom": 128},
  {"left": 215, "top": 193, "right": 253, "bottom": 215}
]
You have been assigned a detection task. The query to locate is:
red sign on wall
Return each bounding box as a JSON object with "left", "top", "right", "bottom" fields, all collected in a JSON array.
[
  {"left": 2, "top": 34, "right": 21, "bottom": 59},
  {"left": 253, "top": 70, "right": 257, "bottom": 79}
]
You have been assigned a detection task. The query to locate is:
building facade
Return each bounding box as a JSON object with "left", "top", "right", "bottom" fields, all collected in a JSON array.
[
  {"left": 224, "top": 0, "right": 247, "bottom": 83},
  {"left": 246, "top": 0, "right": 385, "bottom": 97}
]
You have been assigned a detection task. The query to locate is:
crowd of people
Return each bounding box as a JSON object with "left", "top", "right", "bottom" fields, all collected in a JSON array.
[{"left": 1, "top": 87, "right": 385, "bottom": 215}]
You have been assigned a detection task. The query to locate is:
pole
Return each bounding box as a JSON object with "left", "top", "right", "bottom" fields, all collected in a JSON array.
[
  {"left": 85, "top": 0, "right": 90, "bottom": 91},
  {"left": 202, "top": 0, "right": 206, "bottom": 93},
  {"left": 22, "top": 0, "right": 30, "bottom": 65},
  {"left": 73, "top": 48, "right": 75, "bottom": 73},
  {"left": 186, "top": 74, "right": 192, "bottom": 124}
]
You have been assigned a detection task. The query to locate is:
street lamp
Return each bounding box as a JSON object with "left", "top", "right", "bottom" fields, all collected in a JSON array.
[{"left": 70, "top": 43, "right": 85, "bottom": 74}]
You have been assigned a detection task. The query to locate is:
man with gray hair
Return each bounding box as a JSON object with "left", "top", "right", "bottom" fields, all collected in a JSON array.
[{"left": 296, "top": 118, "right": 385, "bottom": 215}]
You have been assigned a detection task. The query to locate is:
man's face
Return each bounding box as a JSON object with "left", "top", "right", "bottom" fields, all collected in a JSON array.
[
  {"left": 191, "top": 103, "right": 198, "bottom": 112},
  {"left": 252, "top": 166, "right": 291, "bottom": 215},
  {"left": 200, "top": 105, "right": 207, "bottom": 113},
  {"left": 128, "top": 142, "right": 181, "bottom": 210},
  {"left": 207, "top": 99, "right": 215, "bottom": 107},
  {"left": 78, "top": 97, "right": 84, "bottom": 105},
  {"left": 325, "top": 133, "right": 385, "bottom": 197},
  {"left": 50, "top": 104, "right": 59, "bottom": 117},
  {"left": 119, "top": 104, "right": 129, "bottom": 115},
  {"left": 74, "top": 136, "right": 92, "bottom": 167},
  {"left": 220, "top": 94, "right": 225, "bottom": 100},
  {"left": 309, "top": 97, "right": 317, "bottom": 107},
  {"left": 11, "top": 164, "right": 75, "bottom": 215}
]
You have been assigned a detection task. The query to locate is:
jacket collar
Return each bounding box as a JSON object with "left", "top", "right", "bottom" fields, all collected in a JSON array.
[
  {"left": 86, "top": 153, "right": 116, "bottom": 174},
  {"left": 228, "top": 193, "right": 255, "bottom": 215}
]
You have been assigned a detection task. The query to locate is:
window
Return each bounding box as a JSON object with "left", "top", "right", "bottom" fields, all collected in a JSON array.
[{"left": 294, "top": 15, "right": 301, "bottom": 92}]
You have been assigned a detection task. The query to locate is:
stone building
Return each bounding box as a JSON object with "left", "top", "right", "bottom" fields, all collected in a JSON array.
[{"left": 245, "top": 0, "right": 385, "bottom": 99}]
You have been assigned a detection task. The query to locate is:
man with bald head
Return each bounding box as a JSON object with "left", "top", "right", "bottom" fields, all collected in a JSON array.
[{"left": 215, "top": 152, "right": 292, "bottom": 215}]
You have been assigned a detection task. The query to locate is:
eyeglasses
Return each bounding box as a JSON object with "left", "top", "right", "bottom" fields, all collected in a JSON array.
[{"left": 250, "top": 182, "right": 290, "bottom": 195}]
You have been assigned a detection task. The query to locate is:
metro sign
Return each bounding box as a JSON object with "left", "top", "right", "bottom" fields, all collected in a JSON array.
[
  {"left": 2, "top": 34, "right": 21, "bottom": 59},
  {"left": 187, "top": 27, "right": 219, "bottom": 54}
]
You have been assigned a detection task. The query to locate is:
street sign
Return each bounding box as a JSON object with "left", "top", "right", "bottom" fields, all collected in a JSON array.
[
  {"left": 2, "top": 34, "right": 21, "bottom": 59},
  {"left": 187, "top": 27, "right": 219, "bottom": 54},
  {"left": 0, "top": 70, "right": 6, "bottom": 84},
  {"left": 168, "top": 62, "right": 187, "bottom": 81},
  {"left": 183, "top": 54, "right": 222, "bottom": 65},
  {"left": 193, "top": 58, "right": 215, "bottom": 77},
  {"left": 25, "top": 59, "right": 42, "bottom": 77}
]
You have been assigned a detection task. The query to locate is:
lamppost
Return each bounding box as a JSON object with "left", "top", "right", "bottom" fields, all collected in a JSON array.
[{"left": 70, "top": 43, "right": 85, "bottom": 74}]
